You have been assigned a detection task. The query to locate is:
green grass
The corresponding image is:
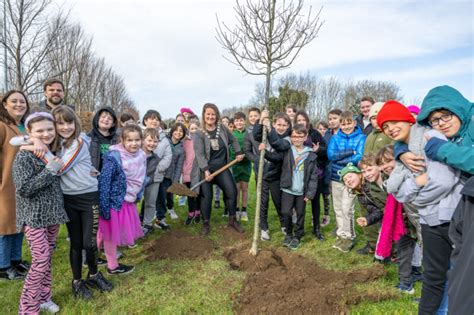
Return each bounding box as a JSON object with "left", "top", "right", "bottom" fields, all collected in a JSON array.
[{"left": 0, "top": 177, "right": 419, "bottom": 314}]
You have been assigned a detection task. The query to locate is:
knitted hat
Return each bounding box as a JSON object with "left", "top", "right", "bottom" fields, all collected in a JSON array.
[
  {"left": 338, "top": 163, "right": 361, "bottom": 181},
  {"left": 377, "top": 100, "right": 416, "bottom": 130},
  {"left": 407, "top": 105, "right": 420, "bottom": 115},
  {"left": 368, "top": 102, "right": 385, "bottom": 119},
  {"left": 180, "top": 107, "right": 194, "bottom": 114}
]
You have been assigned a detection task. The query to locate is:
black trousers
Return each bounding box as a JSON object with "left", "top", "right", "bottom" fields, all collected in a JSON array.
[
  {"left": 397, "top": 234, "right": 417, "bottom": 285},
  {"left": 419, "top": 223, "right": 452, "bottom": 315},
  {"left": 64, "top": 192, "right": 99, "bottom": 280},
  {"left": 281, "top": 191, "right": 306, "bottom": 239},
  {"left": 200, "top": 169, "right": 237, "bottom": 221},
  {"left": 185, "top": 182, "right": 201, "bottom": 213},
  {"left": 156, "top": 178, "right": 172, "bottom": 220},
  {"left": 260, "top": 179, "right": 284, "bottom": 231},
  {"left": 311, "top": 177, "right": 323, "bottom": 231}
]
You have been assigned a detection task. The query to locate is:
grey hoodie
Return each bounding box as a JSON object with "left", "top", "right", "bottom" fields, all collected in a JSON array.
[
  {"left": 387, "top": 124, "right": 463, "bottom": 226},
  {"left": 153, "top": 130, "right": 172, "bottom": 183}
]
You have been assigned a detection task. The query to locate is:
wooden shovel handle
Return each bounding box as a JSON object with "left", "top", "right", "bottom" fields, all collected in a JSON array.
[{"left": 209, "top": 158, "right": 240, "bottom": 178}]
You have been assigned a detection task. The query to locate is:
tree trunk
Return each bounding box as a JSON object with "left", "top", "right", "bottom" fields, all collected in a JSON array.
[{"left": 249, "top": 0, "right": 276, "bottom": 256}]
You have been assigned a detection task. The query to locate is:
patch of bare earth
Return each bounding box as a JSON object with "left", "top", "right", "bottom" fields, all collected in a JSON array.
[
  {"left": 145, "top": 230, "right": 216, "bottom": 260},
  {"left": 224, "top": 245, "right": 395, "bottom": 314}
]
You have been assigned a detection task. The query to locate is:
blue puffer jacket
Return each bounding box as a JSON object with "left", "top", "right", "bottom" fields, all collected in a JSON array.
[{"left": 327, "top": 126, "right": 366, "bottom": 181}]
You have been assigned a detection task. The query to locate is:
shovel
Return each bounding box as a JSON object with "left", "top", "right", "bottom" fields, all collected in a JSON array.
[{"left": 167, "top": 159, "right": 240, "bottom": 197}]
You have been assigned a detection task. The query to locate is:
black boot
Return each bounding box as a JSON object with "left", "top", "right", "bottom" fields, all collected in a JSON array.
[
  {"left": 228, "top": 215, "right": 244, "bottom": 233},
  {"left": 312, "top": 226, "right": 324, "bottom": 241},
  {"left": 201, "top": 220, "right": 210, "bottom": 236},
  {"left": 356, "top": 242, "right": 375, "bottom": 255},
  {"left": 86, "top": 271, "right": 113, "bottom": 292},
  {"left": 72, "top": 279, "right": 93, "bottom": 300}
]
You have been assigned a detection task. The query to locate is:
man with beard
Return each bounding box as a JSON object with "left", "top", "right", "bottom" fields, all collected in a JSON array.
[{"left": 38, "top": 79, "right": 75, "bottom": 112}]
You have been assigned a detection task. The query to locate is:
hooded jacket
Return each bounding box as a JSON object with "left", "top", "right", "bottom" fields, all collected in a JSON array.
[
  {"left": 417, "top": 85, "right": 474, "bottom": 175},
  {"left": 387, "top": 124, "right": 463, "bottom": 226},
  {"left": 164, "top": 138, "right": 185, "bottom": 183},
  {"left": 87, "top": 107, "right": 120, "bottom": 171},
  {"left": 364, "top": 129, "right": 392, "bottom": 155},
  {"left": 153, "top": 130, "right": 172, "bottom": 183},
  {"left": 253, "top": 123, "right": 289, "bottom": 182},
  {"left": 327, "top": 126, "right": 366, "bottom": 181}
]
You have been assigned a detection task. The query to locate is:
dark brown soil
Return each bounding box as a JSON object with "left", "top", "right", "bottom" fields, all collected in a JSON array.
[
  {"left": 224, "top": 246, "right": 395, "bottom": 314},
  {"left": 216, "top": 225, "right": 248, "bottom": 246},
  {"left": 145, "top": 230, "right": 216, "bottom": 260}
]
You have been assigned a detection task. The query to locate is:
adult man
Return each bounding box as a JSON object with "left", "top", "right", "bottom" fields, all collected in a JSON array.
[
  {"left": 356, "top": 96, "right": 374, "bottom": 136},
  {"left": 38, "top": 79, "right": 75, "bottom": 112}
]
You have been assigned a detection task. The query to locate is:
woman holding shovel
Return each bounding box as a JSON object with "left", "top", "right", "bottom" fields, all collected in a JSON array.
[{"left": 191, "top": 103, "right": 245, "bottom": 235}]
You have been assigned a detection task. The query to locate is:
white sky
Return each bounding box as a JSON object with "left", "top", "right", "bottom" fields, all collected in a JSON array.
[{"left": 55, "top": 0, "right": 473, "bottom": 119}]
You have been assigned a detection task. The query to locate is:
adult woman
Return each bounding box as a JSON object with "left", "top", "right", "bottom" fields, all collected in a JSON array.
[
  {"left": 191, "top": 103, "right": 244, "bottom": 235},
  {"left": 0, "top": 90, "right": 30, "bottom": 280}
]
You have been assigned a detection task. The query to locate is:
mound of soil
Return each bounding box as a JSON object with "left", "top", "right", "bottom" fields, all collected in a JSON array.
[
  {"left": 216, "top": 226, "right": 248, "bottom": 246},
  {"left": 225, "top": 246, "right": 395, "bottom": 314},
  {"left": 145, "top": 230, "right": 216, "bottom": 261}
]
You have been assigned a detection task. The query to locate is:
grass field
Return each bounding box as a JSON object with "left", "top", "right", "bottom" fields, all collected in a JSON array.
[{"left": 0, "top": 178, "right": 420, "bottom": 314}]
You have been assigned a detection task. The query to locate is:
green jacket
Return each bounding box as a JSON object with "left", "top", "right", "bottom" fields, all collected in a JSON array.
[
  {"left": 364, "top": 129, "right": 392, "bottom": 156},
  {"left": 418, "top": 85, "right": 474, "bottom": 175},
  {"left": 230, "top": 129, "right": 251, "bottom": 172}
]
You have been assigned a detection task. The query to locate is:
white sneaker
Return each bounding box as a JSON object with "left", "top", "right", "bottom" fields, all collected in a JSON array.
[
  {"left": 261, "top": 230, "right": 270, "bottom": 241},
  {"left": 292, "top": 210, "right": 297, "bottom": 224},
  {"left": 178, "top": 196, "right": 186, "bottom": 206},
  {"left": 40, "top": 300, "right": 60, "bottom": 313},
  {"left": 168, "top": 209, "right": 179, "bottom": 220},
  {"left": 236, "top": 211, "right": 241, "bottom": 220},
  {"left": 240, "top": 211, "right": 248, "bottom": 222},
  {"left": 281, "top": 227, "right": 287, "bottom": 235}
]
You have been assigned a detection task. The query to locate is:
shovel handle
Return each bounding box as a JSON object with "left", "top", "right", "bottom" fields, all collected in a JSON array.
[{"left": 190, "top": 158, "right": 240, "bottom": 191}]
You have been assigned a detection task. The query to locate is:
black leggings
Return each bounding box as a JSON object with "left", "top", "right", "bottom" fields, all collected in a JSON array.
[
  {"left": 185, "top": 182, "right": 201, "bottom": 213},
  {"left": 64, "top": 192, "right": 99, "bottom": 280},
  {"left": 311, "top": 177, "right": 324, "bottom": 230},
  {"left": 200, "top": 169, "right": 237, "bottom": 220}
]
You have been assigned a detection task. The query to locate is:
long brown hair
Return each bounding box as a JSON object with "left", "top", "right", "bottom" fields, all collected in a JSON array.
[
  {"left": 0, "top": 90, "right": 30, "bottom": 125},
  {"left": 201, "top": 103, "right": 221, "bottom": 129},
  {"left": 52, "top": 105, "right": 82, "bottom": 150}
]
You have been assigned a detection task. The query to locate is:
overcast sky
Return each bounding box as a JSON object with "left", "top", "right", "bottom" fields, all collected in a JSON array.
[{"left": 55, "top": 0, "right": 473, "bottom": 119}]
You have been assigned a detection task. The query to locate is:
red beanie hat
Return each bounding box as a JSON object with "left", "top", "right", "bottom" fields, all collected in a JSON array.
[{"left": 377, "top": 100, "right": 416, "bottom": 130}]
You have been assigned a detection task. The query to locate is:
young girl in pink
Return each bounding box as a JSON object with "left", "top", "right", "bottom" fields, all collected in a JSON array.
[
  {"left": 183, "top": 119, "right": 201, "bottom": 225},
  {"left": 98, "top": 124, "right": 146, "bottom": 275}
]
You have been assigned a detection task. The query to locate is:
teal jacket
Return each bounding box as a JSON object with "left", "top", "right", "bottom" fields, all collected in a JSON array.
[{"left": 417, "top": 85, "right": 474, "bottom": 175}]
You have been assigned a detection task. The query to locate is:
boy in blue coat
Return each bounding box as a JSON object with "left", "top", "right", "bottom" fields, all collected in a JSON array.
[{"left": 327, "top": 110, "right": 366, "bottom": 252}]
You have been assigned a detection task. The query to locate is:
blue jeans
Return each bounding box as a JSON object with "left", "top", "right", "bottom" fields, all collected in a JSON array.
[{"left": 0, "top": 233, "right": 24, "bottom": 268}]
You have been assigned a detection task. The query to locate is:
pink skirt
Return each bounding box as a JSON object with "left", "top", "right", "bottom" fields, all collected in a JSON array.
[{"left": 98, "top": 202, "right": 144, "bottom": 246}]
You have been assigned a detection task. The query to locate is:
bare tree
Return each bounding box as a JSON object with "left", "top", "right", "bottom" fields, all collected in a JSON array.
[
  {"left": 216, "top": 0, "right": 323, "bottom": 256},
  {"left": 342, "top": 80, "right": 402, "bottom": 114},
  {"left": 0, "top": 0, "right": 68, "bottom": 93}
]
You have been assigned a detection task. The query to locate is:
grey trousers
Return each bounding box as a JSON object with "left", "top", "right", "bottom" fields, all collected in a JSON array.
[{"left": 143, "top": 182, "right": 160, "bottom": 226}]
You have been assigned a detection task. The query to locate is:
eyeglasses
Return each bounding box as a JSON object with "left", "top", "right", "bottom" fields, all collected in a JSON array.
[{"left": 429, "top": 113, "right": 453, "bottom": 127}]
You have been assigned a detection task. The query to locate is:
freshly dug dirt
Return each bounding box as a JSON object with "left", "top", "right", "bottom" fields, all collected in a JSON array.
[
  {"left": 145, "top": 230, "right": 216, "bottom": 260},
  {"left": 216, "top": 225, "right": 248, "bottom": 246},
  {"left": 224, "top": 246, "right": 395, "bottom": 314}
]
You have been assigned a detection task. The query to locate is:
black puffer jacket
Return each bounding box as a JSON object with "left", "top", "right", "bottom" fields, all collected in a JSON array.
[
  {"left": 87, "top": 107, "right": 120, "bottom": 171},
  {"left": 253, "top": 123, "right": 290, "bottom": 182}
]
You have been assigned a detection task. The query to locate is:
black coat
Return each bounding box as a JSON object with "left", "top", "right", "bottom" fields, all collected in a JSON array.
[
  {"left": 448, "top": 176, "right": 474, "bottom": 315},
  {"left": 252, "top": 123, "right": 288, "bottom": 182},
  {"left": 356, "top": 114, "right": 373, "bottom": 136}
]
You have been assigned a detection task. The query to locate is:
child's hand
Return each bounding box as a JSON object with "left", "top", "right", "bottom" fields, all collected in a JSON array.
[
  {"left": 258, "top": 143, "right": 266, "bottom": 151},
  {"left": 415, "top": 172, "right": 429, "bottom": 187},
  {"left": 356, "top": 217, "right": 367, "bottom": 227},
  {"left": 400, "top": 152, "right": 425, "bottom": 173},
  {"left": 304, "top": 197, "right": 310, "bottom": 203},
  {"left": 32, "top": 138, "right": 48, "bottom": 158},
  {"left": 312, "top": 142, "right": 319, "bottom": 152}
]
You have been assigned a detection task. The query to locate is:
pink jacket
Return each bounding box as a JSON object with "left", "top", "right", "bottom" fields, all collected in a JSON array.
[
  {"left": 375, "top": 194, "right": 406, "bottom": 259},
  {"left": 182, "top": 136, "right": 195, "bottom": 183}
]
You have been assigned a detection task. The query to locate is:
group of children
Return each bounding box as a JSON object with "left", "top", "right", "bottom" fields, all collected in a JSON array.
[{"left": 6, "top": 83, "right": 473, "bottom": 314}]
